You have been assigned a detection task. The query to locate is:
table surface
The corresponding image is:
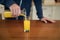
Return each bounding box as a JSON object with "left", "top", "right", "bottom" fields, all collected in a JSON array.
[{"left": 0, "top": 20, "right": 60, "bottom": 40}]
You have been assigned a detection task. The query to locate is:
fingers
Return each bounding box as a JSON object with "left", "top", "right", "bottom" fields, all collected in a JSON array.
[
  {"left": 17, "top": 7, "right": 21, "bottom": 16},
  {"left": 15, "top": 6, "right": 21, "bottom": 16},
  {"left": 41, "top": 17, "right": 56, "bottom": 23},
  {"left": 43, "top": 20, "right": 47, "bottom": 23},
  {"left": 9, "top": 4, "right": 21, "bottom": 17},
  {"left": 12, "top": 8, "right": 17, "bottom": 16},
  {"left": 46, "top": 19, "right": 56, "bottom": 23},
  {"left": 41, "top": 19, "right": 47, "bottom": 23}
]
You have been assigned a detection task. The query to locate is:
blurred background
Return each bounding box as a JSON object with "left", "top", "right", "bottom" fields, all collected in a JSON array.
[{"left": 0, "top": 0, "right": 60, "bottom": 20}]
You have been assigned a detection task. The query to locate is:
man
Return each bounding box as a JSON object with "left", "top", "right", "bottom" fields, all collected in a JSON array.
[
  {"left": 21, "top": 0, "right": 56, "bottom": 23},
  {"left": 4, "top": 0, "right": 21, "bottom": 17},
  {"left": 1, "top": 0, "right": 55, "bottom": 23},
  {"left": 0, "top": 0, "right": 21, "bottom": 16}
]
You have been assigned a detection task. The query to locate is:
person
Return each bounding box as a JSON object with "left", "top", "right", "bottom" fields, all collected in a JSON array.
[
  {"left": 4, "top": 0, "right": 21, "bottom": 17},
  {"left": 0, "top": 0, "right": 21, "bottom": 16},
  {"left": 21, "top": 0, "right": 56, "bottom": 23},
  {"left": 1, "top": 0, "right": 55, "bottom": 23}
]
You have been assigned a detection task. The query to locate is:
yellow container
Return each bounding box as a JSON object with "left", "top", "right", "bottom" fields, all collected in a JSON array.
[
  {"left": 4, "top": 11, "right": 12, "bottom": 18},
  {"left": 24, "top": 20, "right": 30, "bottom": 32},
  {"left": 4, "top": 11, "right": 25, "bottom": 18}
]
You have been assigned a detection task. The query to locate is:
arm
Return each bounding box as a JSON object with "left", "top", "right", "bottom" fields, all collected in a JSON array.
[
  {"left": 34, "top": 0, "right": 55, "bottom": 23},
  {"left": 0, "top": 0, "right": 4, "bottom": 4},
  {"left": 4, "top": 0, "right": 15, "bottom": 8},
  {"left": 4, "top": 0, "right": 21, "bottom": 17},
  {"left": 34, "top": 0, "right": 43, "bottom": 19}
]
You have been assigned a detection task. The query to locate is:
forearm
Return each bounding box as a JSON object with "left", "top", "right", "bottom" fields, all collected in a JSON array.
[
  {"left": 0, "top": 0, "right": 4, "bottom": 4},
  {"left": 36, "top": 3, "right": 44, "bottom": 19},
  {"left": 34, "top": 0, "right": 43, "bottom": 19},
  {"left": 4, "top": 0, "right": 15, "bottom": 8},
  {"left": 36, "top": 5, "right": 43, "bottom": 19}
]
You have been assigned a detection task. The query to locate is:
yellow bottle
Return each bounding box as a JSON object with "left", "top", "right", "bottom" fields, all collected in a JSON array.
[
  {"left": 23, "top": 9, "right": 30, "bottom": 32},
  {"left": 4, "top": 11, "right": 12, "bottom": 18},
  {"left": 24, "top": 20, "right": 30, "bottom": 32}
]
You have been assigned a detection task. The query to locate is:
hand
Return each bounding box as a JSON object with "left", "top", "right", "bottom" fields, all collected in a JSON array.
[
  {"left": 40, "top": 17, "right": 56, "bottom": 23},
  {"left": 9, "top": 4, "right": 21, "bottom": 17}
]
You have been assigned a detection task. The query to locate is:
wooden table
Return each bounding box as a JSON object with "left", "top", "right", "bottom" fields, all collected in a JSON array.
[{"left": 0, "top": 20, "right": 60, "bottom": 40}]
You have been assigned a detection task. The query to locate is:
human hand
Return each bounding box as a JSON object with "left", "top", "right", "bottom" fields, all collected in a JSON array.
[
  {"left": 9, "top": 4, "right": 21, "bottom": 17},
  {"left": 40, "top": 17, "right": 56, "bottom": 23}
]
